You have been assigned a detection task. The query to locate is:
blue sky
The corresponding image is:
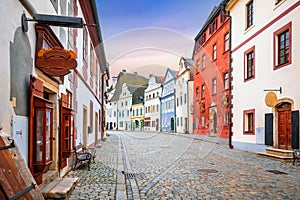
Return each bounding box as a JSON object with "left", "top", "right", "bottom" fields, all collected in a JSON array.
[{"left": 96, "top": 0, "right": 222, "bottom": 77}]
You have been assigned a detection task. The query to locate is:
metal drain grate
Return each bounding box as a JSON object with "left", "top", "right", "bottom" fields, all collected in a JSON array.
[
  {"left": 122, "top": 171, "right": 146, "bottom": 179},
  {"left": 198, "top": 169, "right": 218, "bottom": 173},
  {"left": 266, "top": 170, "right": 288, "bottom": 175}
]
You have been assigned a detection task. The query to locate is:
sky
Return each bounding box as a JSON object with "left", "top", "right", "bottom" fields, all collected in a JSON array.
[{"left": 96, "top": 0, "right": 222, "bottom": 77}]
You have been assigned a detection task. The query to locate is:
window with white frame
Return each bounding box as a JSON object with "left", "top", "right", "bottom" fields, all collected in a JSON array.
[
  {"left": 224, "top": 33, "right": 229, "bottom": 52},
  {"left": 213, "top": 44, "right": 217, "bottom": 60}
]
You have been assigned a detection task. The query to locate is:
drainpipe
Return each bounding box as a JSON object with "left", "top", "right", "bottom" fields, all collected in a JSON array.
[
  {"left": 19, "top": 0, "right": 37, "bottom": 16},
  {"left": 221, "top": 3, "right": 233, "bottom": 149}
]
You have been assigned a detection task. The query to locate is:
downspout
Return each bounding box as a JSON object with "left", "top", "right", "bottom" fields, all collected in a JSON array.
[
  {"left": 222, "top": 3, "right": 233, "bottom": 149},
  {"left": 19, "top": 0, "right": 37, "bottom": 17}
]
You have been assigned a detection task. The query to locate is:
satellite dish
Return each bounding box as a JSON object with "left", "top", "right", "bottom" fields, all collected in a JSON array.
[{"left": 265, "top": 92, "right": 277, "bottom": 107}]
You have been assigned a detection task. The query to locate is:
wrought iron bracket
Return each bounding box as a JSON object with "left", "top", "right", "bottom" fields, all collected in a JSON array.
[
  {"left": 263, "top": 87, "right": 282, "bottom": 94},
  {"left": 0, "top": 139, "right": 15, "bottom": 151},
  {"left": 22, "top": 13, "right": 96, "bottom": 32},
  {"left": 9, "top": 183, "right": 35, "bottom": 200}
]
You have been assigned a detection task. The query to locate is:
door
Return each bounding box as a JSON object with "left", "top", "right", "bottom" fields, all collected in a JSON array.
[
  {"left": 83, "top": 106, "right": 88, "bottom": 147},
  {"left": 95, "top": 112, "right": 98, "bottom": 145},
  {"left": 0, "top": 137, "right": 33, "bottom": 199},
  {"left": 184, "top": 117, "right": 188, "bottom": 133},
  {"left": 171, "top": 117, "right": 175, "bottom": 132},
  {"left": 278, "top": 107, "right": 292, "bottom": 150}
]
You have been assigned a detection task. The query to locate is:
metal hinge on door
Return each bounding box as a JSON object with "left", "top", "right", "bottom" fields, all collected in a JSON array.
[{"left": 8, "top": 183, "right": 35, "bottom": 200}]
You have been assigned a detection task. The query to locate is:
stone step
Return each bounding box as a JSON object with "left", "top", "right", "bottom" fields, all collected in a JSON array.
[
  {"left": 41, "top": 178, "right": 78, "bottom": 199},
  {"left": 257, "top": 152, "right": 293, "bottom": 162},
  {"left": 265, "top": 147, "right": 293, "bottom": 157}
]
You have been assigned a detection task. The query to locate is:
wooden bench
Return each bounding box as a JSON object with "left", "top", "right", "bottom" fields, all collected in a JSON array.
[
  {"left": 73, "top": 145, "right": 95, "bottom": 171},
  {"left": 293, "top": 149, "right": 300, "bottom": 165}
]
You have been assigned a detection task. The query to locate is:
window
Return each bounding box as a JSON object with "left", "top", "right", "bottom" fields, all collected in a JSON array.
[
  {"left": 83, "top": 28, "right": 88, "bottom": 62},
  {"left": 168, "top": 100, "right": 171, "bottom": 109},
  {"left": 209, "top": 19, "right": 218, "bottom": 34},
  {"left": 246, "top": 0, "right": 254, "bottom": 28},
  {"left": 224, "top": 72, "right": 229, "bottom": 90},
  {"left": 244, "top": 46, "right": 255, "bottom": 81},
  {"left": 199, "top": 33, "right": 206, "bottom": 45},
  {"left": 132, "top": 110, "right": 135, "bottom": 116},
  {"left": 196, "top": 59, "right": 200, "bottom": 72},
  {"left": 177, "top": 98, "right": 179, "bottom": 107},
  {"left": 201, "top": 116, "right": 205, "bottom": 128},
  {"left": 156, "top": 105, "right": 159, "bottom": 112},
  {"left": 201, "top": 85, "right": 205, "bottom": 99},
  {"left": 213, "top": 44, "right": 217, "bottom": 60},
  {"left": 202, "top": 55, "right": 206, "bottom": 69},
  {"left": 196, "top": 87, "right": 200, "bottom": 101},
  {"left": 90, "top": 101, "right": 93, "bottom": 132},
  {"left": 244, "top": 109, "right": 255, "bottom": 134},
  {"left": 224, "top": 112, "right": 229, "bottom": 126},
  {"left": 177, "top": 118, "right": 179, "bottom": 126},
  {"left": 184, "top": 94, "right": 187, "bottom": 104},
  {"left": 180, "top": 117, "right": 183, "bottom": 126},
  {"left": 114, "top": 111, "right": 116, "bottom": 117},
  {"left": 136, "top": 109, "right": 139, "bottom": 116},
  {"left": 274, "top": 22, "right": 291, "bottom": 69},
  {"left": 140, "top": 108, "right": 143, "bottom": 115},
  {"left": 180, "top": 96, "right": 183, "bottom": 105},
  {"left": 212, "top": 79, "right": 217, "bottom": 95},
  {"left": 224, "top": 33, "right": 229, "bottom": 52}
]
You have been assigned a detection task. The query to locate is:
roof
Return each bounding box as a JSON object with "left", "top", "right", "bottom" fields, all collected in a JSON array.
[
  {"left": 156, "top": 76, "right": 164, "bottom": 83},
  {"left": 110, "top": 71, "right": 148, "bottom": 102},
  {"left": 194, "top": 0, "right": 230, "bottom": 41}
]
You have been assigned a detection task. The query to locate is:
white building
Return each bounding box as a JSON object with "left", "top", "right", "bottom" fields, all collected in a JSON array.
[
  {"left": 0, "top": 0, "right": 107, "bottom": 194},
  {"left": 175, "top": 57, "right": 194, "bottom": 134},
  {"left": 144, "top": 75, "right": 164, "bottom": 132},
  {"left": 226, "top": 0, "right": 300, "bottom": 155},
  {"left": 106, "top": 77, "right": 118, "bottom": 130},
  {"left": 118, "top": 83, "right": 134, "bottom": 130}
]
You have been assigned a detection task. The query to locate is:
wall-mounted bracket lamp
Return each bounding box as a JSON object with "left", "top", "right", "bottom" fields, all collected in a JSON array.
[{"left": 22, "top": 13, "right": 96, "bottom": 32}]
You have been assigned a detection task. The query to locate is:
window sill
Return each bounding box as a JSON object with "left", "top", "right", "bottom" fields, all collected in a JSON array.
[
  {"left": 274, "top": 60, "right": 291, "bottom": 70},
  {"left": 243, "top": 131, "right": 255, "bottom": 135},
  {"left": 244, "top": 76, "right": 255, "bottom": 82},
  {"left": 244, "top": 24, "right": 255, "bottom": 34}
]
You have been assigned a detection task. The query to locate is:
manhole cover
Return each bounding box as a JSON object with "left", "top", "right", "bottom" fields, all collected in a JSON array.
[
  {"left": 122, "top": 172, "right": 146, "bottom": 179},
  {"left": 266, "top": 170, "right": 288, "bottom": 175},
  {"left": 198, "top": 169, "right": 218, "bottom": 173}
]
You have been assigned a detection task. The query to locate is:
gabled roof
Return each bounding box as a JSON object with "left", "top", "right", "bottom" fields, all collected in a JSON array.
[
  {"left": 110, "top": 71, "right": 148, "bottom": 102},
  {"left": 156, "top": 76, "right": 164, "bottom": 83},
  {"left": 194, "top": 0, "right": 230, "bottom": 41}
]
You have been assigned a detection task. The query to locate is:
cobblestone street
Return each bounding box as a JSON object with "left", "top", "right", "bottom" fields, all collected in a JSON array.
[{"left": 67, "top": 131, "right": 300, "bottom": 199}]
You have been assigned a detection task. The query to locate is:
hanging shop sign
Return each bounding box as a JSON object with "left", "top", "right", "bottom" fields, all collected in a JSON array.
[{"left": 36, "top": 47, "right": 77, "bottom": 76}]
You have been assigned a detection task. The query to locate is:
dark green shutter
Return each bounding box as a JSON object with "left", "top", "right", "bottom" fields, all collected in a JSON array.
[
  {"left": 265, "top": 113, "right": 273, "bottom": 146},
  {"left": 291, "top": 110, "right": 299, "bottom": 149}
]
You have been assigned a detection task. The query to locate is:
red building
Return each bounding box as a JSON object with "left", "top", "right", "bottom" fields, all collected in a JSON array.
[{"left": 193, "top": 0, "right": 230, "bottom": 138}]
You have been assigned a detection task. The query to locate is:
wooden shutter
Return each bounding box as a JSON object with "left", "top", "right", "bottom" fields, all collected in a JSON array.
[
  {"left": 292, "top": 110, "right": 299, "bottom": 149},
  {"left": 265, "top": 113, "right": 273, "bottom": 146},
  {"left": 0, "top": 137, "right": 33, "bottom": 199}
]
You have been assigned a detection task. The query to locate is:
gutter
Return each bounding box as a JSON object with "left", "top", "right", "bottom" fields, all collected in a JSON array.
[
  {"left": 19, "top": 0, "right": 37, "bottom": 17},
  {"left": 221, "top": 3, "right": 233, "bottom": 149}
]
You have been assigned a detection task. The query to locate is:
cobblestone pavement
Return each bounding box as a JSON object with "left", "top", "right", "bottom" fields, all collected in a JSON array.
[
  {"left": 67, "top": 130, "right": 300, "bottom": 199},
  {"left": 66, "top": 134, "right": 124, "bottom": 200}
]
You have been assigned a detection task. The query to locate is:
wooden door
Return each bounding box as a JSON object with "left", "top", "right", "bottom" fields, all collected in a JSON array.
[
  {"left": 278, "top": 107, "right": 292, "bottom": 150},
  {"left": 0, "top": 137, "right": 33, "bottom": 199}
]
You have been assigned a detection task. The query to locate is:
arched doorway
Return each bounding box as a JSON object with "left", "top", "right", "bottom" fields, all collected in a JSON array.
[
  {"left": 277, "top": 102, "right": 292, "bottom": 150},
  {"left": 209, "top": 108, "right": 217, "bottom": 136}
]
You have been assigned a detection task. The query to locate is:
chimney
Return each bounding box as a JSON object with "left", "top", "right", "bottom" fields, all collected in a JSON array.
[{"left": 122, "top": 69, "right": 126, "bottom": 73}]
